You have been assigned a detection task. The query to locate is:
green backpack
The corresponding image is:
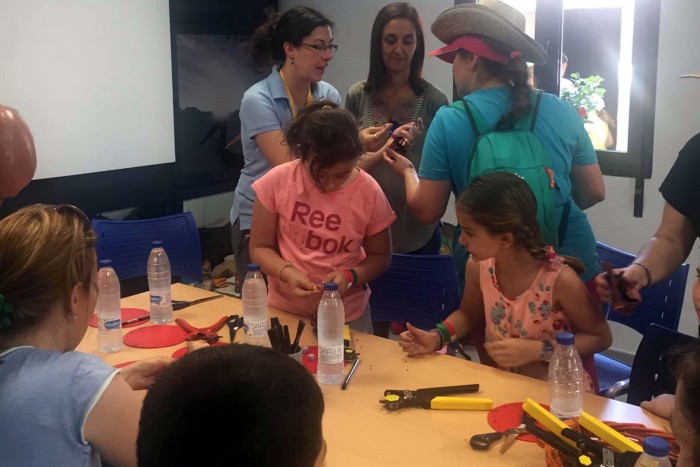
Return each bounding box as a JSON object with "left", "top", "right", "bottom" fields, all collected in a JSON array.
[{"left": 451, "top": 90, "right": 570, "bottom": 248}]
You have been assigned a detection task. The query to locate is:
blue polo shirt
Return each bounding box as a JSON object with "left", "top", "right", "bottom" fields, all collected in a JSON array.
[
  {"left": 420, "top": 87, "right": 600, "bottom": 281},
  {"left": 231, "top": 67, "right": 341, "bottom": 229}
]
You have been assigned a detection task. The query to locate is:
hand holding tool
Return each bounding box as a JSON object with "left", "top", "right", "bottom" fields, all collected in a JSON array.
[
  {"left": 380, "top": 384, "right": 491, "bottom": 411},
  {"left": 172, "top": 294, "right": 223, "bottom": 311}
]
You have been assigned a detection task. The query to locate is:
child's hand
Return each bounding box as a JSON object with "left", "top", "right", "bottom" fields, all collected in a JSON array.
[
  {"left": 321, "top": 270, "right": 350, "bottom": 295},
  {"left": 281, "top": 267, "right": 322, "bottom": 297},
  {"left": 382, "top": 147, "right": 415, "bottom": 177},
  {"left": 398, "top": 322, "right": 439, "bottom": 356},
  {"left": 120, "top": 356, "right": 173, "bottom": 390},
  {"left": 483, "top": 338, "right": 540, "bottom": 369},
  {"left": 391, "top": 118, "right": 424, "bottom": 145},
  {"left": 640, "top": 393, "right": 675, "bottom": 420},
  {"left": 360, "top": 123, "right": 392, "bottom": 153}
]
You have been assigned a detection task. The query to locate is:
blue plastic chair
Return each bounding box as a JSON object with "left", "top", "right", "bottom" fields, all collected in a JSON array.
[
  {"left": 612, "top": 324, "right": 698, "bottom": 406},
  {"left": 594, "top": 241, "right": 689, "bottom": 396},
  {"left": 92, "top": 212, "right": 203, "bottom": 283},
  {"left": 368, "top": 254, "right": 460, "bottom": 333}
]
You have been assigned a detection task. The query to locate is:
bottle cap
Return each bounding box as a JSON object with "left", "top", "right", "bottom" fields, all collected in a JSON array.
[
  {"left": 151, "top": 240, "right": 163, "bottom": 247},
  {"left": 555, "top": 332, "right": 575, "bottom": 345},
  {"left": 98, "top": 259, "right": 113, "bottom": 267},
  {"left": 247, "top": 263, "right": 260, "bottom": 272},
  {"left": 323, "top": 282, "right": 338, "bottom": 291},
  {"left": 642, "top": 436, "right": 669, "bottom": 457}
]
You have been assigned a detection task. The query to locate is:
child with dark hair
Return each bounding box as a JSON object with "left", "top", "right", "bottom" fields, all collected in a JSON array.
[
  {"left": 137, "top": 344, "right": 326, "bottom": 467},
  {"left": 399, "top": 172, "right": 611, "bottom": 389},
  {"left": 250, "top": 101, "right": 395, "bottom": 332},
  {"left": 672, "top": 341, "right": 700, "bottom": 467}
]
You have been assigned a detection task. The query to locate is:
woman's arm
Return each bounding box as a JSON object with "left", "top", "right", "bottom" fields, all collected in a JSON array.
[
  {"left": 84, "top": 374, "right": 144, "bottom": 467},
  {"left": 570, "top": 164, "right": 605, "bottom": 210},
  {"left": 556, "top": 266, "right": 613, "bottom": 358},
  {"left": 254, "top": 130, "right": 294, "bottom": 167},
  {"left": 250, "top": 198, "right": 319, "bottom": 296},
  {"left": 382, "top": 148, "right": 452, "bottom": 223}
]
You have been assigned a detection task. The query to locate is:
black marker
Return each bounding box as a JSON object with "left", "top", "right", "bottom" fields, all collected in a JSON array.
[{"left": 341, "top": 358, "right": 360, "bottom": 390}]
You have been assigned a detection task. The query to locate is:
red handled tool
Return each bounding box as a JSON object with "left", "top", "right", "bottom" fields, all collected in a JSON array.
[{"left": 175, "top": 316, "right": 228, "bottom": 344}]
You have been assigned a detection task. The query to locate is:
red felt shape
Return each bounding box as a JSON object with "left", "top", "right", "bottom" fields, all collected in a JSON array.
[
  {"left": 123, "top": 325, "right": 188, "bottom": 349},
  {"left": 487, "top": 402, "right": 550, "bottom": 443},
  {"left": 90, "top": 308, "right": 150, "bottom": 328},
  {"left": 303, "top": 345, "right": 318, "bottom": 374}
]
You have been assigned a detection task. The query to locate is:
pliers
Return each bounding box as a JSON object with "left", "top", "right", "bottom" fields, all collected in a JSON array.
[
  {"left": 175, "top": 316, "right": 228, "bottom": 344},
  {"left": 380, "top": 384, "right": 492, "bottom": 411}
]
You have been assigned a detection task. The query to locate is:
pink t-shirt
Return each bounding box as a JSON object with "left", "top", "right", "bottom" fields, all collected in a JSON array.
[{"left": 253, "top": 160, "right": 396, "bottom": 321}]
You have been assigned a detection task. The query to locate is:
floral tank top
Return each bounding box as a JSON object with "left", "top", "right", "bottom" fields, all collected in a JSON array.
[{"left": 480, "top": 257, "right": 595, "bottom": 391}]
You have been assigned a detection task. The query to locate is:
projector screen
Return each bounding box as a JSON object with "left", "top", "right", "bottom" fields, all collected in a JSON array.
[{"left": 0, "top": 0, "right": 175, "bottom": 180}]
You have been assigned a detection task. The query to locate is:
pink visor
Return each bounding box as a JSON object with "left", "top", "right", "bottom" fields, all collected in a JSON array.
[{"left": 429, "top": 36, "right": 521, "bottom": 64}]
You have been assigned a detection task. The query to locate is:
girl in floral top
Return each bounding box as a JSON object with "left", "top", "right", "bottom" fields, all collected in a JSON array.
[{"left": 399, "top": 172, "right": 611, "bottom": 390}]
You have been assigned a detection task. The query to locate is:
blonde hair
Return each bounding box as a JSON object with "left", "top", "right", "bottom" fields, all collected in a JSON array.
[{"left": 0, "top": 204, "right": 96, "bottom": 338}]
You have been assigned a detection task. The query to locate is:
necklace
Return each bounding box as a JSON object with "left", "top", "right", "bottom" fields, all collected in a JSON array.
[{"left": 279, "top": 70, "right": 313, "bottom": 118}]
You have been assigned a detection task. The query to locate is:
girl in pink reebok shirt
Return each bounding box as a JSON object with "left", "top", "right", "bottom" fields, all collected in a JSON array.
[
  {"left": 399, "top": 172, "right": 611, "bottom": 390},
  {"left": 251, "top": 101, "right": 396, "bottom": 332}
]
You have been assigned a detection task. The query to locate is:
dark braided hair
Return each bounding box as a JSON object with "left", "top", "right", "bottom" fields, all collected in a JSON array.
[
  {"left": 473, "top": 35, "right": 532, "bottom": 123},
  {"left": 457, "top": 172, "right": 583, "bottom": 274},
  {"left": 674, "top": 341, "right": 700, "bottom": 466},
  {"left": 284, "top": 100, "right": 362, "bottom": 184}
]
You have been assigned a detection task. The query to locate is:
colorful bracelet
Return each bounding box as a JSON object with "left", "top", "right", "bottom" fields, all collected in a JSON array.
[
  {"left": 430, "top": 329, "right": 444, "bottom": 352},
  {"left": 435, "top": 323, "right": 451, "bottom": 348},
  {"left": 277, "top": 261, "right": 294, "bottom": 281},
  {"left": 341, "top": 268, "right": 354, "bottom": 287},
  {"left": 632, "top": 262, "right": 653, "bottom": 288},
  {"left": 443, "top": 321, "right": 457, "bottom": 342},
  {"left": 539, "top": 339, "right": 554, "bottom": 363},
  {"left": 349, "top": 268, "right": 358, "bottom": 285}
]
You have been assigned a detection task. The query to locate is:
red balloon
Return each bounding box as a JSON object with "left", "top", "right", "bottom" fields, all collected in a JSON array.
[{"left": 0, "top": 106, "right": 37, "bottom": 203}]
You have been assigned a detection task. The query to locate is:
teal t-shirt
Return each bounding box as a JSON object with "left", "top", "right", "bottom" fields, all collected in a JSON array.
[{"left": 420, "top": 87, "right": 600, "bottom": 282}]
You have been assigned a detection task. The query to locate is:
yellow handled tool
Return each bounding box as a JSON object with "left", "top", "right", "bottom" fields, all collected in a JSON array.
[
  {"left": 522, "top": 398, "right": 577, "bottom": 448},
  {"left": 578, "top": 412, "right": 642, "bottom": 453},
  {"left": 431, "top": 397, "right": 493, "bottom": 411}
]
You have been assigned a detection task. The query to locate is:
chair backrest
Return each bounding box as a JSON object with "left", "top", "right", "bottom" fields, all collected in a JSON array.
[
  {"left": 596, "top": 241, "right": 689, "bottom": 334},
  {"left": 627, "top": 323, "right": 698, "bottom": 406},
  {"left": 368, "top": 254, "right": 460, "bottom": 330},
  {"left": 92, "top": 212, "right": 203, "bottom": 282}
]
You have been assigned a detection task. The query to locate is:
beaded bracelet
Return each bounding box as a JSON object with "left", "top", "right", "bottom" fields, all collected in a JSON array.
[
  {"left": 435, "top": 322, "right": 451, "bottom": 348},
  {"left": 349, "top": 268, "right": 358, "bottom": 285},
  {"left": 632, "top": 262, "right": 653, "bottom": 288},
  {"left": 277, "top": 261, "right": 294, "bottom": 281},
  {"left": 341, "top": 268, "right": 354, "bottom": 287},
  {"left": 443, "top": 321, "right": 457, "bottom": 342},
  {"left": 430, "top": 329, "right": 445, "bottom": 352}
]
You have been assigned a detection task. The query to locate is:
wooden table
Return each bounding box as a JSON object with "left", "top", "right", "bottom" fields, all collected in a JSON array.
[{"left": 77, "top": 284, "right": 667, "bottom": 467}]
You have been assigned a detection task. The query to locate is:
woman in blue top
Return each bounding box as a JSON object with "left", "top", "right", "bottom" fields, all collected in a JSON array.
[
  {"left": 384, "top": 1, "right": 605, "bottom": 290},
  {"left": 0, "top": 204, "right": 171, "bottom": 467},
  {"left": 230, "top": 6, "right": 390, "bottom": 284}
]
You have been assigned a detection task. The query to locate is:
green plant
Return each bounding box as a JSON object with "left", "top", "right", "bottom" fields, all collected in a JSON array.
[{"left": 560, "top": 73, "right": 606, "bottom": 120}]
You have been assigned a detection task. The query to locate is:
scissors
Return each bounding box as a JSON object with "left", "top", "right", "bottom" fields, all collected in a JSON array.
[{"left": 469, "top": 423, "right": 527, "bottom": 453}]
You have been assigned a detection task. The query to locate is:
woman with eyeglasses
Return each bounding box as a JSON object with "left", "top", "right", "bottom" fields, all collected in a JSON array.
[
  {"left": 231, "top": 6, "right": 387, "bottom": 285},
  {"left": 0, "top": 205, "right": 172, "bottom": 467},
  {"left": 346, "top": 3, "right": 448, "bottom": 255}
]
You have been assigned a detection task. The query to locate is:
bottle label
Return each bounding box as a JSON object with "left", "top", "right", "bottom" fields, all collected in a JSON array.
[
  {"left": 149, "top": 293, "right": 170, "bottom": 305},
  {"left": 244, "top": 319, "right": 267, "bottom": 338},
  {"left": 319, "top": 345, "right": 344, "bottom": 364},
  {"left": 104, "top": 318, "right": 121, "bottom": 330}
]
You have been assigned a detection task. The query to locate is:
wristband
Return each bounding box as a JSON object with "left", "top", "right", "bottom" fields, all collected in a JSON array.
[
  {"left": 349, "top": 268, "right": 358, "bottom": 286},
  {"left": 443, "top": 320, "right": 457, "bottom": 342},
  {"left": 632, "top": 262, "right": 653, "bottom": 288},
  {"left": 435, "top": 323, "right": 451, "bottom": 348},
  {"left": 277, "top": 261, "right": 293, "bottom": 281},
  {"left": 341, "top": 268, "right": 354, "bottom": 287},
  {"left": 430, "top": 329, "right": 444, "bottom": 352},
  {"left": 540, "top": 339, "right": 554, "bottom": 363}
]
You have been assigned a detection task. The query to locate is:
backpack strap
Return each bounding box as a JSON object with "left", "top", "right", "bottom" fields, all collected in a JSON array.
[{"left": 451, "top": 99, "right": 490, "bottom": 137}]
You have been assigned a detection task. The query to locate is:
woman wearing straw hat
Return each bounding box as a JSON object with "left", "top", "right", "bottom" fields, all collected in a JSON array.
[{"left": 384, "top": 1, "right": 605, "bottom": 291}]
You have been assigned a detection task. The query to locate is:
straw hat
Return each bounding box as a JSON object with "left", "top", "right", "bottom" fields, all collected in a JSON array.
[
  {"left": 679, "top": 72, "right": 700, "bottom": 79},
  {"left": 430, "top": 0, "right": 546, "bottom": 65}
]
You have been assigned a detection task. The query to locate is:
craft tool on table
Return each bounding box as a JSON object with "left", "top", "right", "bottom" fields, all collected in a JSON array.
[
  {"left": 380, "top": 384, "right": 491, "bottom": 411},
  {"left": 341, "top": 357, "right": 360, "bottom": 390},
  {"left": 172, "top": 294, "right": 224, "bottom": 311}
]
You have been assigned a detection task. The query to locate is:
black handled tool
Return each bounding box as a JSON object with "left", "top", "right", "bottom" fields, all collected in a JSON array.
[{"left": 172, "top": 294, "right": 223, "bottom": 311}]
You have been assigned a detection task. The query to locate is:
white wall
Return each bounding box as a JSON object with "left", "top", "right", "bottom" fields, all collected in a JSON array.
[{"left": 277, "top": 0, "right": 700, "bottom": 355}]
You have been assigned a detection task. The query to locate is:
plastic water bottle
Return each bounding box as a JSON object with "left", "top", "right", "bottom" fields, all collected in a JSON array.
[
  {"left": 317, "top": 282, "right": 345, "bottom": 385},
  {"left": 96, "top": 259, "right": 122, "bottom": 353},
  {"left": 634, "top": 437, "right": 672, "bottom": 467},
  {"left": 242, "top": 263, "right": 268, "bottom": 346},
  {"left": 548, "top": 332, "right": 585, "bottom": 419},
  {"left": 147, "top": 240, "right": 173, "bottom": 324}
]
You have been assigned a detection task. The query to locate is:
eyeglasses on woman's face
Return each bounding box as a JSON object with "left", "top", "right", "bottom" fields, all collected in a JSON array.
[{"left": 301, "top": 42, "right": 339, "bottom": 54}]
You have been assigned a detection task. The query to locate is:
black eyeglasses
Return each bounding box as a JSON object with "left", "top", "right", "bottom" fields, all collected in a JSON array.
[{"left": 301, "top": 42, "right": 338, "bottom": 53}]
